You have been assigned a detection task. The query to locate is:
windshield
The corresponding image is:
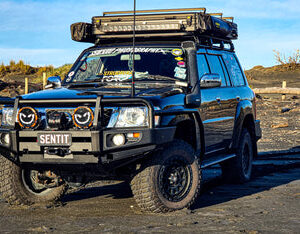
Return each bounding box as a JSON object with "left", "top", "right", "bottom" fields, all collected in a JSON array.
[{"left": 65, "top": 47, "right": 187, "bottom": 84}]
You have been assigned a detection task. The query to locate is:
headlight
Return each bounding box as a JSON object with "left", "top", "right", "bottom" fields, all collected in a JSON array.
[
  {"left": 108, "top": 107, "right": 148, "bottom": 128},
  {"left": 1, "top": 107, "right": 15, "bottom": 126}
]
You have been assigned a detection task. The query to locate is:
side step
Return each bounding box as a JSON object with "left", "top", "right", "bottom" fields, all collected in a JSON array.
[{"left": 201, "top": 153, "right": 236, "bottom": 169}]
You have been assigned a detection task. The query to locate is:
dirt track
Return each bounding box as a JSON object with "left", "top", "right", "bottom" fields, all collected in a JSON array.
[
  {"left": 0, "top": 155, "right": 299, "bottom": 233},
  {"left": 0, "top": 97, "right": 300, "bottom": 233}
]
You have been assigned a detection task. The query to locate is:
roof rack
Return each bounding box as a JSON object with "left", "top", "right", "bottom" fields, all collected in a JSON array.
[{"left": 70, "top": 8, "right": 238, "bottom": 45}]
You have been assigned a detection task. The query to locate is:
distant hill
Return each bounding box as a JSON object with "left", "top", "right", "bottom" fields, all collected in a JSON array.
[
  {"left": 0, "top": 60, "right": 299, "bottom": 97},
  {"left": 245, "top": 65, "right": 300, "bottom": 88},
  {"left": 0, "top": 61, "right": 72, "bottom": 97},
  {"left": 0, "top": 61, "right": 72, "bottom": 84}
]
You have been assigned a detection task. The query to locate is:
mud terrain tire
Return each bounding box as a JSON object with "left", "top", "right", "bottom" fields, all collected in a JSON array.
[
  {"left": 0, "top": 155, "right": 66, "bottom": 205},
  {"left": 221, "top": 128, "right": 254, "bottom": 183},
  {"left": 130, "top": 140, "right": 201, "bottom": 213}
]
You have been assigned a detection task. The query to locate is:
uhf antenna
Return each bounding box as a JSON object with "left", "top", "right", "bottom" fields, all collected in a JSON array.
[{"left": 131, "top": 0, "right": 136, "bottom": 97}]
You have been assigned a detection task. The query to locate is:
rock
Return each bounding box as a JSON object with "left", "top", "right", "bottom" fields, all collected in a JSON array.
[
  {"left": 255, "top": 94, "right": 262, "bottom": 99},
  {"left": 281, "top": 107, "right": 291, "bottom": 113},
  {"left": 271, "top": 123, "right": 289, "bottom": 128}
]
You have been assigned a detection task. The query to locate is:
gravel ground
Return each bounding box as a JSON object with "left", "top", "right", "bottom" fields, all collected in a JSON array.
[
  {"left": 0, "top": 97, "right": 299, "bottom": 233},
  {"left": 256, "top": 95, "right": 300, "bottom": 152}
]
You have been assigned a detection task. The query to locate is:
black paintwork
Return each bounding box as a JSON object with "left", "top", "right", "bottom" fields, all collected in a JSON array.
[{"left": 0, "top": 42, "right": 261, "bottom": 169}]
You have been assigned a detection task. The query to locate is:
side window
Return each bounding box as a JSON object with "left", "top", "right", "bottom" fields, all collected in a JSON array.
[
  {"left": 196, "top": 54, "right": 210, "bottom": 79},
  {"left": 206, "top": 55, "right": 227, "bottom": 87},
  {"left": 222, "top": 53, "right": 246, "bottom": 86},
  {"left": 219, "top": 57, "right": 231, "bottom": 86}
]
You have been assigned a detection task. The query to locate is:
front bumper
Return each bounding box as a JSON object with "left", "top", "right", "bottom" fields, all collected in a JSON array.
[{"left": 0, "top": 127, "right": 176, "bottom": 164}]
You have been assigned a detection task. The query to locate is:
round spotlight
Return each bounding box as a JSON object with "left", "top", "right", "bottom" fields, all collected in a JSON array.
[
  {"left": 112, "top": 134, "right": 125, "bottom": 146},
  {"left": 17, "top": 107, "right": 39, "bottom": 129},
  {"left": 72, "top": 106, "right": 94, "bottom": 129}
]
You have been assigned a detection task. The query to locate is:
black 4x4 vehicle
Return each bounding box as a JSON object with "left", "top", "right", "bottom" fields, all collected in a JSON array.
[{"left": 0, "top": 8, "right": 261, "bottom": 213}]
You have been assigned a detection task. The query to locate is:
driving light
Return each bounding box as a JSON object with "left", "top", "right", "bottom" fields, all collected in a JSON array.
[
  {"left": 17, "top": 107, "right": 39, "bottom": 129},
  {"left": 112, "top": 134, "right": 125, "bottom": 146},
  {"left": 0, "top": 133, "right": 10, "bottom": 146},
  {"left": 73, "top": 106, "right": 94, "bottom": 128},
  {"left": 1, "top": 107, "right": 15, "bottom": 127}
]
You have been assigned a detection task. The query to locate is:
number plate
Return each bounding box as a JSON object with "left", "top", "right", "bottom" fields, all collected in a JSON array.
[{"left": 37, "top": 133, "right": 72, "bottom": 146}]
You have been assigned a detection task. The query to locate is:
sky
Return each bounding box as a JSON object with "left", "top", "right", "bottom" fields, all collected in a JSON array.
[{"left": 0, "top": 0, "right": 299, "bottom": 69}]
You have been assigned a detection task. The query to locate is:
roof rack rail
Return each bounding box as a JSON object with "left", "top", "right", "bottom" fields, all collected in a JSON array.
[
  {"left": 70, "top": 7, "right": 238, "bottom": 44},
  {"left": 223, "top": 17, "right": 234, "bottom": 22},
  {"left": 103, "top": 8, "right": 206, "bottom": 16},
  {"left": 208, "top": 13, "right": 223, "bottom": 18}
]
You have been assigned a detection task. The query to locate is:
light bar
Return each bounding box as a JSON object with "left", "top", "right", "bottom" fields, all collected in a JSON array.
[{"left": 100, "top": 23, "right": 181, "bottom": 32}]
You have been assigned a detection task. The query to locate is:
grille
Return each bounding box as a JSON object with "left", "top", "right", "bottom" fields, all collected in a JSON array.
[{"left": 102, "top": 108, "right": 113, "bottom": 127}]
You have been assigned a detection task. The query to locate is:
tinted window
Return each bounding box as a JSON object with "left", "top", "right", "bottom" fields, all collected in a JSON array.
[
  {"left": 207, "top": 55, "right": 227, "bottom": 87},
  {"left": 222, "top": 53, "right": 245, "bottom": 86},
  {"left": 196, "top": 54, "right": 210, "bottom": 79},
  {"left": 69, "top": 47, "right": 187, "bottom": 83},
  {"left": 219, "top": 56, "right": 231, "bottom": 86}
]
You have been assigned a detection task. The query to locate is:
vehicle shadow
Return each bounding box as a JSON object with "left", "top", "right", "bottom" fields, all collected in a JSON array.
[
  {"left": 62, "top": 181, "right": 133, "bottom": 203},
  {"left": 62, "top": 157, "right": 300, "bottom": 209},
  {"left": 191, "top": 159, "right": 300, "bottom": 210}
]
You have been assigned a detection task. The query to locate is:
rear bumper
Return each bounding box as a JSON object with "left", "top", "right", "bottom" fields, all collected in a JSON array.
[{"left": 0, "top": 127, "right": 176, "bottom": 165}]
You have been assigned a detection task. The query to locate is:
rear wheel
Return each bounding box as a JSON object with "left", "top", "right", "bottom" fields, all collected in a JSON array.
[
  {"left": 0, "top": 155, "right": 66, "bottom": 205},
  {"left": 221, "top": 128, "right": 253, "bottom": 183},
  {"left": 130, "top": 140, "right": 201, "bottom": 213}
]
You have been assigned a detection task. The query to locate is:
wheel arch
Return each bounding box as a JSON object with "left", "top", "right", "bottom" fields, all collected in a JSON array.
[
  {"left": 232, "top": 100, "right": 257, "bottom": 157},
  {"left": 168, "top": 112, "right": 204, "bottom": 157}
]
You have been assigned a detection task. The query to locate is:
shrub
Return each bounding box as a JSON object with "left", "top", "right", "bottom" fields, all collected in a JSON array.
[{"left": 273, "top": 49, "right": 300, "bottom": 70}]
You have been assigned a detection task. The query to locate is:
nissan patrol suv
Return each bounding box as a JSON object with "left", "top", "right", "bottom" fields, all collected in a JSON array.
[{"left": 0, "top": 8, "right": 261, "bottom": 213}]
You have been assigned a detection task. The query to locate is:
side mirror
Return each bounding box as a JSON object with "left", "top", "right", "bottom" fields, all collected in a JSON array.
[
  {"left": 200, "top": 73, "right": 221, "bottom": 88},
  {"left": 45, "top": 76, "right": 62, "bottom": 89}
]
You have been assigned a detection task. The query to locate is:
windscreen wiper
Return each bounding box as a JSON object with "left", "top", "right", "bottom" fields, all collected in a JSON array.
[
  {"left": 133, "top": 75, "right": 188, "bottom": 88},
  {"left": 67, "top": 79, "right": 107, "bottom": 88},
  {"left": 137, "top": 74, "right": 179, "bottom": 81}
]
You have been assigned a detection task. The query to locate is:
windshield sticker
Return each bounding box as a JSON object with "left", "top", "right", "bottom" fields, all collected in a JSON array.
[
  {"left": 102, "top": 71, "right": 131, "bottom": 76},
  {"left": 174, "top": 71, "right": 186, "bottom": 79},
  {"left": 174, "top": 67, "right": 186, "bottom": 74},
  {"left": 103, "top": 75, "right": 132, "bottom": 82},
  {"left": 65, "top": 76, "right": 72, "bottom": 82},
  {"left": 177, "top": 61, "right": 186, "bottom": 67},
  {"left": 172, "top": 49, "right": 183, "bottom": 56},
  {"left": 89, "top": 48, "right": 167, "bottom": 57},
  {"left": 68, "top": 71, "right": 75, "bottom": 77},
  {"left": 175, "top": 57, "right": 183, "bottom": 61}
]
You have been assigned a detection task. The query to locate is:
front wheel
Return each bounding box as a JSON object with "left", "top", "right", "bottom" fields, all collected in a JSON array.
[
  {"left": 130, "top": 140, "right": 201, "bottom": 213},
  {"left": 0, "top": 156, "right": 66, "bottom": 205}
]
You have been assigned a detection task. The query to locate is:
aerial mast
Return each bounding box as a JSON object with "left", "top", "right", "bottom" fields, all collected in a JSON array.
[{"left": 131, "top": 0, "right": 136, "bottom": 97}]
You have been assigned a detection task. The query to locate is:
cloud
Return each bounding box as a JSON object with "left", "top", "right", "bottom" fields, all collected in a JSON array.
[
  {"left": 0, "top": 0, "right": 129, "bottom": 32},
  {"left": 188, "top": 0, "right": 300, "bottom": 20},
  {"left": 0, "top": 0, "right": 299, "bottom": 68}
]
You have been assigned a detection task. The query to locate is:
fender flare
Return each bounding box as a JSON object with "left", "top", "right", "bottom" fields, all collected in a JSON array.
[
  {"left": 232, "top": 99, "right": 255, "bottom": 149},
  {"left": 157, "top": 108, "right": 204, "bottom": 156}
]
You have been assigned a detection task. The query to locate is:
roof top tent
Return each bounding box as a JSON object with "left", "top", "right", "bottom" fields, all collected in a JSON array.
[{"left": 70, "top": 8, "right": 237, "bottom": 51}]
